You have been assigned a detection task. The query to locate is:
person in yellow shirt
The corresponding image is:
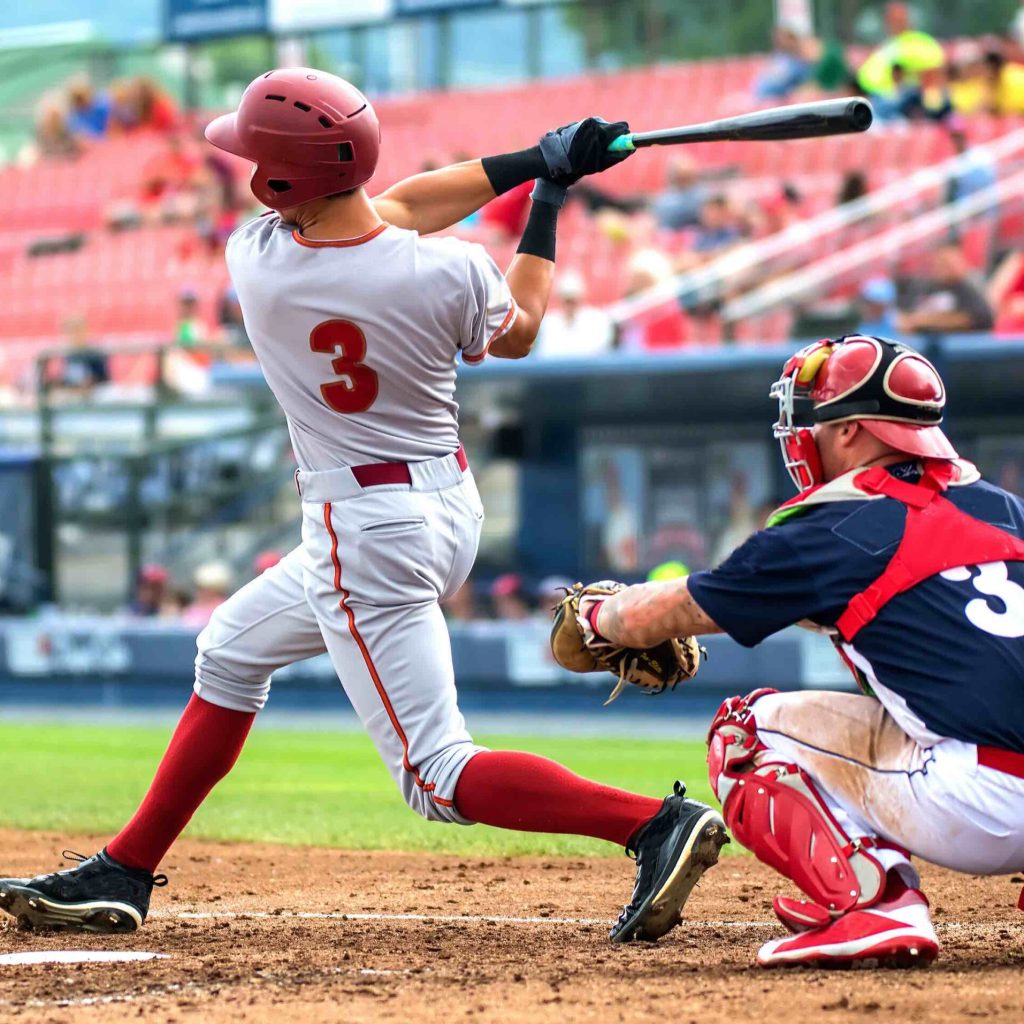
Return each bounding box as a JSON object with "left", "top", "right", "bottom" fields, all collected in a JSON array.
[
  {"left": 857, "top": 2, "right": 945, "bottom": 97},
  {"left": 984, "top": 50, "right": 1024, "bottom": 114}
]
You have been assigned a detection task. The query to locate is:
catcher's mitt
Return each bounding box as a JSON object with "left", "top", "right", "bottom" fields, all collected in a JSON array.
[{"left": 550, "top": 581, "right": 705, "bottom": 705}]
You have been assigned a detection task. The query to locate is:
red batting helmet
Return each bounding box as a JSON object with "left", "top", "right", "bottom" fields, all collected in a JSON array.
[
  {"left": 771, "top": 334, "right": 958, "bottom": 491},
  {"left": 205, "top": 68, "right": 380, "bottom": 211}
]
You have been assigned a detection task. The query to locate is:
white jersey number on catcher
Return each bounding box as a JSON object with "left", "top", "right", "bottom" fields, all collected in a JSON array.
[{"left": 940, "top": 562, "right": 1024, "bottom": 638}]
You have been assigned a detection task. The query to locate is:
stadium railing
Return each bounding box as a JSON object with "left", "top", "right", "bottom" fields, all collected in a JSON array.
[
  {"left": 723, "top": 168, "right": 1024, "bottom": 327},
  {"left": 607, "top": 126, "right": 1024, "bottom": 340}
]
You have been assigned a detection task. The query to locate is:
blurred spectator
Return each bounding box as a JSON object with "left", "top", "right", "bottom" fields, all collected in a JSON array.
[
  {"left": 798, "top": 32, "right": 852, "bottom": 94},
  {"left": 946, "top": 119, "right": 997, "bottom": 205},
  {"left": 490, "top": 574, "right": 531, "bottom": 620},
  {"left": 106, "top": 133, "right": 205, "bottom": 229},
  {"left": 253, "top": 550, "right": 283, "bottom": 576},
  {"left": 618, "top": 249, "right": 691, "bottom": 351},
  {"left": 480, "top": 180, "right": 532, "bottom": 242},
  {"left": 109, "top": 77, "right": 179, "bottom": 134},
  {"left": 535, "top": 270, "right": 614, "bottom": 359},
  {"left": 857, "top": 2, "right": 945, "bottom": 99},
  {"left": 646, "top": 560, "right": 690, "bottom": 582},
  {"left": 755, "top": 24, "right": 850, "bottom": 100},
  {"left": 442, "top": 579, "right": 478, "bottom": 622},
  {"left": 837, "top": 170, "right": 869, "bottom": 207},
  {"left": 141, "top": 134, "right": 204, "bottom": 223},
  {"left": 128, "top": 564, "right": 170, "bottom": 617},
  {"left": 857, "top": 277, "right": 900, "bottom": 337},
  {"left": 692, "top": 195, "right": 743, "bottom": 255},
  {"left": 710, "top": 473, "right": 758, "bottom": 566},
  {"left": 978, "top": 49, "right": 1024, "bottom": 115},
  {"left": 600, "top": 462, "right": 639, "bottom": 572},
  {"left": 624, "top": 249, "right": 673, "bottom": 298},
  {"left": 218, "top": 286, "right": 250, "bottom": 349},
  {"left": 652, "top": 157, "right": 708, "bottom": 231},
  {"left": 33, "top": 104, "right": 80, "bottom": 161},
  {"left": 165, "top": 289, "right": 217, "bottom": 394},
  {"left": 65, "top": 77, "right": 110, "bottom": 138},
  {"left": 175, "top": 289, "right": 211, "bottom": 347},
  {"left": 54, "top": 316, "right": 109, "bottom": 398},
  {"left": 181, "top": 561, "right": 233, "bottom": 628},
  {"left": 135, "top": 78, "right": 179, "bottom": 132},
  {"left": 755, "top": 24, "right": 811, "bottom": 99},
  {"left": 534, "top": 575, "right": 573, "bottom": 615},
  {"left": 899, "top": 244, "right": 995, "bottom": 334},
  {"left": 990, "top": 251, "right": 1024, "bottom": 334},
  {"left": 897, "top": 65, "right": 954, "bottom": 122},
  {"left": 756, "top": 182, "right": 804, "bottom": 235}
]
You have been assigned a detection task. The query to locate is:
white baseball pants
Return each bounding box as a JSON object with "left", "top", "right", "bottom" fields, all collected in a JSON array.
[
  {"left": 193, "top": 449, "right": 486, "bottom": 823},
  {"left": 751, "top": 690, "right": 1024, "bottom": 880}
]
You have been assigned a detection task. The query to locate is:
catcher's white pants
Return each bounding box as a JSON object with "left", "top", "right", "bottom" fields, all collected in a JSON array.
[
  {"left": 752, "top": 690, "right": 1024, "bottom": 880},
  {"left": 193, "top": 450, "right": 486, "bottom": 823}
]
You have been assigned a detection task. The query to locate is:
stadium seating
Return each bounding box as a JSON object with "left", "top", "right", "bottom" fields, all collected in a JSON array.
[{"left": 0, "top": 55, "right": 1021, "bottom": 371}]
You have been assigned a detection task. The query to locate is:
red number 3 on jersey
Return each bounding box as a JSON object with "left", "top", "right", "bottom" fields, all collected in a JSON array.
[{"left": 309, "top": 318, "right": 379, "bottom": 414}]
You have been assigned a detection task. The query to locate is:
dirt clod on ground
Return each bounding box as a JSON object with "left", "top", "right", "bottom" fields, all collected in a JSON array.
[{"left": 1, "top": 829, "right": 1022, "bottom": 1023}]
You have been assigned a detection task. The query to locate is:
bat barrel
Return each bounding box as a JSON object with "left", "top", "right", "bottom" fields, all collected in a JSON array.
[{"left": 627, "top": 97, "right": 874, "bottom": 149}]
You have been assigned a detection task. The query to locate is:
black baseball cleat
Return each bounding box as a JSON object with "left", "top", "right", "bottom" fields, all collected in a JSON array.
[
  {"left": 0, "top": 849, "right": 167, "bottom": 933},
  {"left": 610, "top": 781, "right": 729, "bottom": 943}
]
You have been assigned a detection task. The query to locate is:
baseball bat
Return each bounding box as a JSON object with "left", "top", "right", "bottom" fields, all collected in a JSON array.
[{"left": 607, "top": 97, "right": 873, "bottom": 152}]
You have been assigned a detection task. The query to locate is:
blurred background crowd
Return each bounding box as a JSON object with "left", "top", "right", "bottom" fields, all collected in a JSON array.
[{"left": 1, "top": 0, "right": 1023, "bottom": 623}]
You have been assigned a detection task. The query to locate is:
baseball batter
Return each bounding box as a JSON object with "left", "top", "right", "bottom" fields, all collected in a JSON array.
[
  {"left": 0, "top": 69, "right": 728, "bottom": 943},
  {"left": 553, "top": 334, "right": 1024, "bottom": 967}
]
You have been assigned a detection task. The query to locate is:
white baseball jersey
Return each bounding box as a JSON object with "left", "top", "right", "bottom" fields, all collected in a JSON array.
[{"left": 226, "top": 214, "right": 517, "bottom": 471}]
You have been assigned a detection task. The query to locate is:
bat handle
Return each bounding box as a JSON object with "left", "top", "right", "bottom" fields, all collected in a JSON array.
[{"left": 607, "top": 134, "right": 636, "bottom": 153}]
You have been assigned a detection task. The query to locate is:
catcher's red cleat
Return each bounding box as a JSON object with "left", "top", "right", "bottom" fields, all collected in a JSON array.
[{"left": 757, "top": 892, "right": 938, "bottom": 969}]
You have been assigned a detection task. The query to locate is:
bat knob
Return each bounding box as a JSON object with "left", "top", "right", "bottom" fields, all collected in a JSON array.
[{"left": 607, "top": 134, "right": 636, "bottom": 153}]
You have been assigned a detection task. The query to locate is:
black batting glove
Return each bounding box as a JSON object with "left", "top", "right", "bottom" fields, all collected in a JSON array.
[{"left": 538, "top": 116, "right": 632, "bottom": 185}]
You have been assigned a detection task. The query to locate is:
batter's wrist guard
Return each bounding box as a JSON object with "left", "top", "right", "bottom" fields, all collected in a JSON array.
[
  {"left": 482, "top": 146, "right": 549, "bottom": 196},
  {"left": 516, "top": 197, "right": 559, "bottom": 262},
  {"left": 530, "top": 178, "right": 568, "bottom": 208}
]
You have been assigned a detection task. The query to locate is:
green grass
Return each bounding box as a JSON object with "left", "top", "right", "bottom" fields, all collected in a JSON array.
[{"left": 0, "top": 723, "right": 717, "bottom": 857}]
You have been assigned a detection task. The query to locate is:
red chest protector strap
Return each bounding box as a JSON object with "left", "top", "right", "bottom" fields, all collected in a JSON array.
[{"left": 836, "top": 461, "right": 1024, "bottom": 642}]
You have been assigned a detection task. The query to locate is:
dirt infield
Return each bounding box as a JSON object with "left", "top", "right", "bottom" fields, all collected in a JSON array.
[{"left": 0, "top": 829, "right": 1022, "bottom": 1023}]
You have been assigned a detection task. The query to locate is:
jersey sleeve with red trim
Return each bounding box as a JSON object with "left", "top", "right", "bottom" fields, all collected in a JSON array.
[{"left": 460, "top": 243, "right": 516, "bottom": 364}]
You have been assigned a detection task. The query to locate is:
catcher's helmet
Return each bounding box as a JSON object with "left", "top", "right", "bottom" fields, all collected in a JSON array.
[
  {"left": 205, "top": 68, "right": 380, "bottom": 211},
  {"left": 771, "top": 334, "right": 958, "bottom": 490}
]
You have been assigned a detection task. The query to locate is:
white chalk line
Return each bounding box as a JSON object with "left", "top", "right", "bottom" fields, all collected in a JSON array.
[{"left": 155, "top": 909, "right": 1024, "bottom": 934}]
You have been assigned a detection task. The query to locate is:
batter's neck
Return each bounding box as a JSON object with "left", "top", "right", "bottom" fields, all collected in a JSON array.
[{"left": 288, "top": 190, "right": 384, "bottom": 240}]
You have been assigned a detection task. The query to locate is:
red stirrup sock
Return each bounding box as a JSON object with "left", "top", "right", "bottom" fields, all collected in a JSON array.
[
  {"left": 106, "top": 694, "right": 256, "bottom": 873},
  {"left": 453, "top": 750, "right": 662, "bottom": 847}
]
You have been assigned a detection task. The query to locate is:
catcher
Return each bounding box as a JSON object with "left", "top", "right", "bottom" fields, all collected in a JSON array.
[{"left": 553, "top": 335, "right": 1024, "bottom": 967}]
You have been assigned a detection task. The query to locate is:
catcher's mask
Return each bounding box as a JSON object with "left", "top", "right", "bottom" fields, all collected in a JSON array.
[{"left": 770, "top": 334, "right": 958, "bottom": 492}]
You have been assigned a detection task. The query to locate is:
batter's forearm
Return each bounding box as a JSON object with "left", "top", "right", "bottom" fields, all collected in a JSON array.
[
  {"left": 596, "top": 579, "right": 722, "bottom": 647},
  {"left": 375, "top": 146, "right": 551, "bottom": 236},
  {"left": 489, "top": 198, "right": 558, "bottom": 359},
  {"left": 374, "top": 160, "right": 496, "bottom": 235}
]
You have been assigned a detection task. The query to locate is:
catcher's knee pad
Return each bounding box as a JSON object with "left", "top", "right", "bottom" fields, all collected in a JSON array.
[
  {"left": 193, "top": 617, "right": 272, "bottom": 714},
  {"left": 706, "top": 688, "right": 885, "bottom": 915}
]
